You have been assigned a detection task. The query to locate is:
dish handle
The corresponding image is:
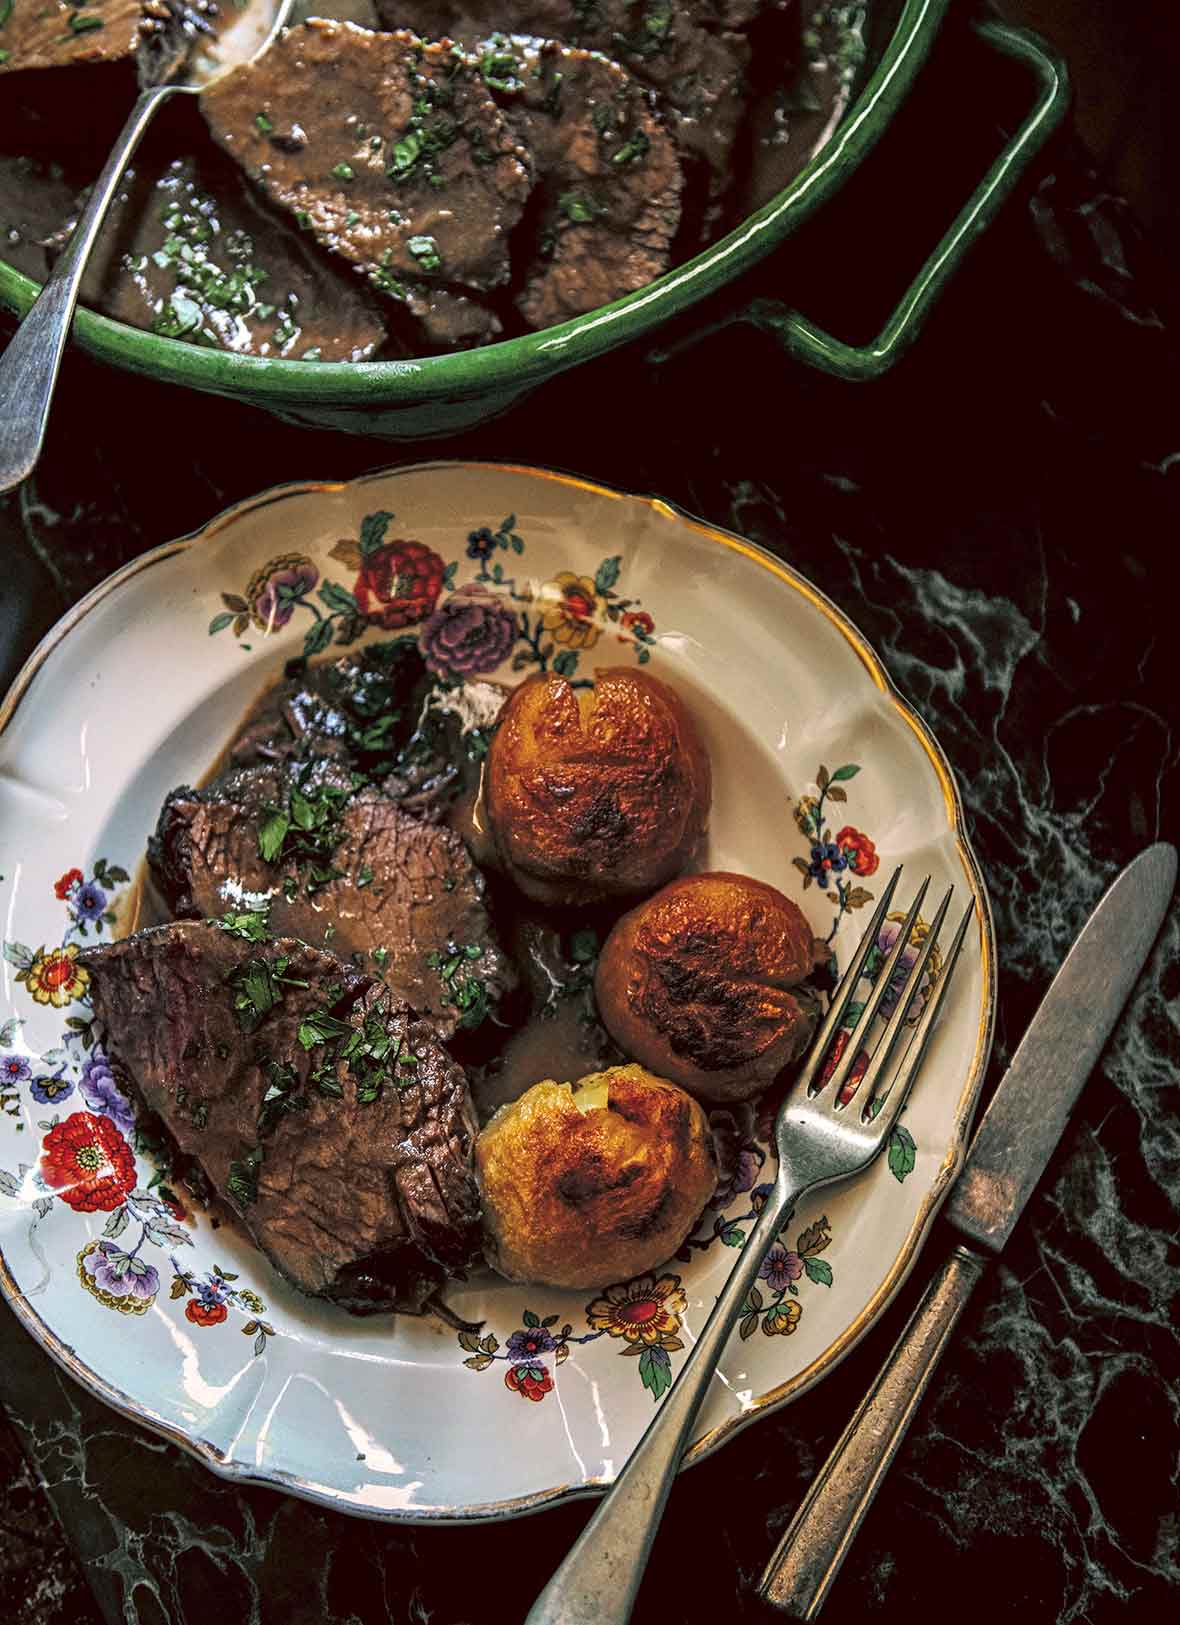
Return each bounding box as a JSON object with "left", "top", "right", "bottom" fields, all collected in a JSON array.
[{"left": 741, "top": 18, "right": 1070, "bottom": 382}]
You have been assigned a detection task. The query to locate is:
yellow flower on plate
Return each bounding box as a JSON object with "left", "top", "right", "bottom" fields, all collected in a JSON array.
[
  {"left": 23, "top": 945, "right": 89, "bottom": 1008},
  {"left": 538, "top": 571, "right": 605, "bottom": 651},
  {"left": 762, "top": 1300, "right": 802, "bottom": 1337},
  {"left": 585, "top": 1273, "right": 687, "bottom": 1347}
]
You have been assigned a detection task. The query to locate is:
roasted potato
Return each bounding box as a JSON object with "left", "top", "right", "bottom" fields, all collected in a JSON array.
[
  {"left": 484, "top": 666, "right": 711, "bottom": 906},
  {"left": 595, "top": 872, "right": 829, "bottom": 1103},
  {"left": 476, "top": 1064, "right": 717, "bottom": 1288}
]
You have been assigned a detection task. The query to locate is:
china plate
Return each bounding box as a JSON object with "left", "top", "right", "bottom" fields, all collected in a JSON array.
[{"left": 0, "top": 462, "right": 995, "bottom": 1522}]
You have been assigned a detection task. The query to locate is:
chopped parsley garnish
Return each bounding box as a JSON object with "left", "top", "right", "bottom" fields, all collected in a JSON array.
[
  {"left": 226, "top": 955, "right": 306, "bottom": 1033},
  {"left": 67, "top": 11, "right": 104, "bottom": 33},
  {"left": 479, "top": 42, "right": 522, "bottom": 92},
  {"left": 297, "top": 1009, "right": 353, "bottom": 1051},
  {"left": 226, "top": 1148, "right": 262, "bottom": 1209},
  {"left": 310, "top": 1064, "right": 344, "bottom": 1099},
  {"left": 612, "top": 131, "right": 651, "bottom": 165},
  {"left": 427, "top": 942, "right": 490, "bottom": 1030},
  {"left": 331, "top": 162, "right": 355, "bottom": 181},
  {"left": 217, "top": 904, "right": 271, "bottom": 943},
  {"left": 558, "top": 191, "right": 605, "bottom": 224},
  {"left": 371, "top": 947, "right": 389, "bottom": 970},
  {"left": 255, "top": 112, "right": 274, "bottom": 135},
  {"left": 190, "top": 1101, "right": 209, "bottom": 1131},
  {"left": 386, "top": 69, "right": 461, "bottom": 188},
  {"left": 256, "top": 778, "right": 348, "bottom": 895},
  {"left": 257, "top": 1058, "right": 306, "bottom": 1137},
  {"left": 407, "top": 235, "right": 442, "bottom": 273},
  {"left": 0, "top": 0, "right": 11, "bottom": 27},
  {"left": 356, "top": 865, "right": 374, "bottom": 889}
]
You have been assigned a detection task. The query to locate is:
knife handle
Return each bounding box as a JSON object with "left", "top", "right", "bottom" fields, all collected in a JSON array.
[{"left": 757, "top": 1244, "right": 989, "bottom": 1619}]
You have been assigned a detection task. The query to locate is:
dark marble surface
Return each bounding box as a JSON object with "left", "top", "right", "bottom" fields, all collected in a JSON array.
[{"left": 1, "top": 11, "right": 1178, "bottom": 1624}]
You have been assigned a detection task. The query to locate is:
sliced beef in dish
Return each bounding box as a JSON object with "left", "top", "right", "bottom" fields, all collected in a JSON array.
[
  {"left": 150, "top": 764, "right": 514, "bottom": 1036},
  {"left": 73, "top": 152, "right": 389, "bottom": 361},
  {"left": 81, "top": 924, "right": 482, "bottom": 1313},
  {"left": 0, "top": 0, "right": 143, "bottom": 77},
  {"left": 199, "top": 18, "right": 532, "bottom": 299},
  {"left": 384, "top": 2, "right": 749, "bottom": 209},
  {"left": 485, "top": 39, "right": 682, "bottom": 331}
]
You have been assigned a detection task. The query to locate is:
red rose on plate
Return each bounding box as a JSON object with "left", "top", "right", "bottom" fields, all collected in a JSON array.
[
  {"left": 54, "top": 868, "right": 83, "bottom": 900},
  {"left": 40, "top": 1112, "right": 136, "bottom": 1213},
  {"left": 354, "top": 539, "right": 446, "bottom": 629},
  {"left": 504, "top": 1362, "right": 553, "bottom": 1402},
  {"left": 185, "top": 1299, "right": 228, "bottom": 1327},
  {"left": 834, "top": 826, "right": 880, "bottom": 878}
]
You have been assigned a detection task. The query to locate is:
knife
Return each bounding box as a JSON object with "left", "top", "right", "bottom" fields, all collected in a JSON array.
[{"left": 757, "top": 840, "right": 1177, "bottom": 1620}]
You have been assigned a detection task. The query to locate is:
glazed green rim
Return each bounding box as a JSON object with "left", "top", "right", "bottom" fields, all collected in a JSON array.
[{"left": 0, "top": 1, "right": 1067, "bottom": 399}]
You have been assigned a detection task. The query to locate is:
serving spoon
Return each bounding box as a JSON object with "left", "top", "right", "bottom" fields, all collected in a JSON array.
[{"left": 0, "top": 0, "right": 292, "bottom": 493}]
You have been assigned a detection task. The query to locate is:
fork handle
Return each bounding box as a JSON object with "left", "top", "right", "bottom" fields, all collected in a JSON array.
[
  {"left": 525, "top": 1172, "right": 802, "bottom": 1625},
  {"left": 757, "top": 1243, "right": 989, "bottom": 1620}
]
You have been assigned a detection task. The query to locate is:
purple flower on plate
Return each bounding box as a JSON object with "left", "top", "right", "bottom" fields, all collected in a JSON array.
[
  {"left": 73, "top": 881, "right": 108, "bottom": 923},
  {"left": 30, "top": 1073, "right": 74, "bottom": 1105},
  {"left": 759, "top": 1245, "right": 804, "bottom": 1294},
  {"left": 0, "top": 1054, "right": 31, "bottom": 1085},
  {"left": 79, "top": 1046, "right": 136, "bottom": 1137},
  {"left": 248, "top": 557, "right": 319, "bottom": 633},
  {"left": 505, "top": 1325, "right": 556, "bottom": 1362},
  {"left": 419, "top": 584, "right": 518, "bottom": 678},
  {"left": 710, "top": 1145, "right": 761, "bottom": 1209},
  {"left": 82, "top": 1241, "right": 159, "bottom": 1301},
  {"left": 872, "top": 922, "right": 931, "bottom": 1021}
]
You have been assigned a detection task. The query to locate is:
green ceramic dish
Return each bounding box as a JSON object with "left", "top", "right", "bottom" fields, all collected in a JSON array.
[{"left": 0, "top": 3, "right": 1068, "bottom": 438}]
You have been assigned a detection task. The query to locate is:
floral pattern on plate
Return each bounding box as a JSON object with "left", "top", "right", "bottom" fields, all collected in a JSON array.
[
  {"left": 208, "top": 509, "right": 657, "bottom": 680},
  {"left": 0, "top": 864, "right": 277, "bottom": 1351}
]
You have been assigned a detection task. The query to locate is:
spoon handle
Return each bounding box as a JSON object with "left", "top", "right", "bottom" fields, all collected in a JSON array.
[
  {"left": 524, "top": 1172, "right": 800, "bottom": 1625},
  {"left": 0, "top": 84, "right": 173, "bottom": 494}
]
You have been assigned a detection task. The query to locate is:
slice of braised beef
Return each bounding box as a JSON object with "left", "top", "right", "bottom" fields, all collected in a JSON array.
[
  {"left": 381, "top": 1, "right": 750, "bottom": 214},
  {"left": 149, "top": 764, "right": 514, "bottom": 1037},
  {"left": 488, "top": 39, "right": 684, "bottom": 331},
  {"left": 199, "top": 18, "right": 532, "bottom": 300},
  {"left": 76, "top": 151, "right": 389, "bottom": 362},
  {"left": 81, "top": 923, "right": 482, "bottom": 1313}
]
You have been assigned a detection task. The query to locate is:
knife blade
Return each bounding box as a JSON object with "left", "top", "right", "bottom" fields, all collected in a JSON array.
[{"left": 758, "top": 840, "right": 1177, "bottom": 1620}]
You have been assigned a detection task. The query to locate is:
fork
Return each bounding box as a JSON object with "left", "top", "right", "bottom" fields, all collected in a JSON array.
[{"left": 525, "top": 869, "right": 972, "bottom": 1625}]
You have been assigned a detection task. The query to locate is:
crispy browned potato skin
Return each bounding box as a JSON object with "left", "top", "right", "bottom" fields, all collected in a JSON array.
[
  {"left": 595, "top": 872, "right": 830, "bottom": 1104},
  {"left": 484, "top": 667, "right": 711, "bottom": 906},
  {"left": 476, "top": 1064, "right": 717, "bottom": 1289}
]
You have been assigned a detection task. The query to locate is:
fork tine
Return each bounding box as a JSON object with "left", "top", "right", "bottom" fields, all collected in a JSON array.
[
  {"left": 795, "top": 866, "right": 903, "bottom": 1096},
  {"left": 864, "top": 897, "right": 975, "bottom": 1136},
  {"left": 851, "top": 884, "right": 954, "bottom": 1116},
  {"left": 825, "top": 875, "right": 931, "bottom": 1106}
]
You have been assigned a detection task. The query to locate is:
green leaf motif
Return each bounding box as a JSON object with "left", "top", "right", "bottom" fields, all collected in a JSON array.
[
  {"left": 594, "top": 555, "right": 622, "bottom": 594},
  {"left": 208, "top": 612, "right": 235, "bottom": 636},
  {"left": 638, "top": 1344, "right": 672, "bottom": 1401},
  {"left": 888, "top": 1124, "right": 917, "bottom": 1182},
  {"left": 2, "top": 941, "right": 32, "bottom": 970},
  {"left": 721, "top": 1225, "right": 745, "bottom": 1247},
  {"left": 522, "top": 1308, "right": 539, "bottom": 1328},
  {"left": 359, "top": 510, "right": 394, "bottom": 557},
  {"left": 0, "top": 1018, "right": 22, "bottom": 1047},
  {"left": 552, "top": 650, "right": 578, "bottom": 678},
  {"left": 829, "top": 764, "right": 861, "bottom": 782},
  {"left": 803, "top": 1256, "right": 833, "bottom": 1287},
  {"left": 739, "top": 1313, "right": 759, "bottom": 1341},
  {"left": 303, "top": 618, "right": 334, "bottom": 658},
  {"left": 318, "top": 581, "right": 358, "bottom": 614}
]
